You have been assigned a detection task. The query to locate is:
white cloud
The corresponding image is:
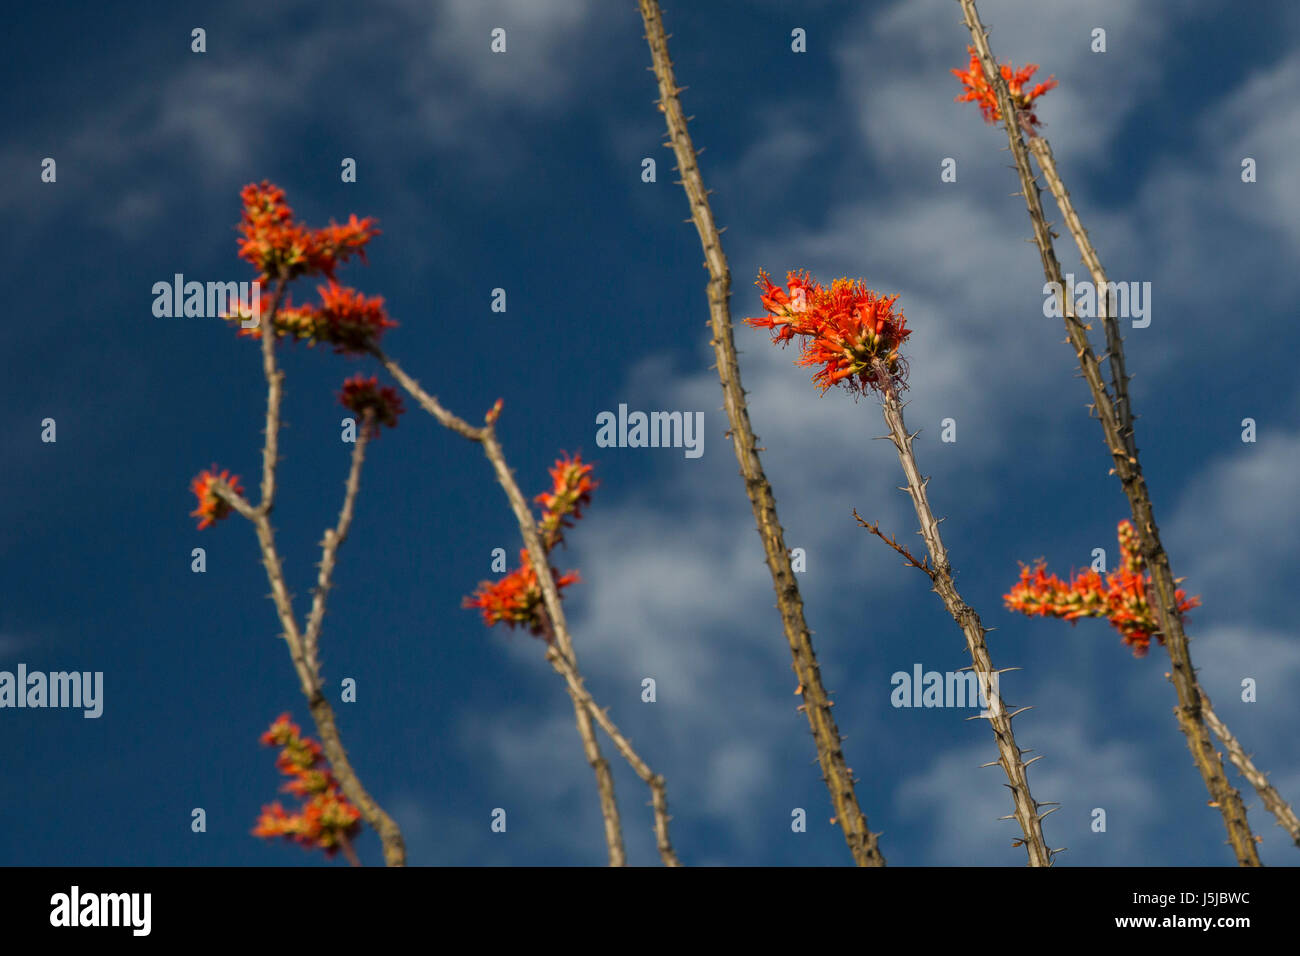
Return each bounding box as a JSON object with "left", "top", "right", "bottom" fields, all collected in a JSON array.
[
  {"left": 2, "top": 0, "right": 609, "bottom": 230},
  {"left": 1167, "top": 426, "right": 1300, "bottom": 610}
]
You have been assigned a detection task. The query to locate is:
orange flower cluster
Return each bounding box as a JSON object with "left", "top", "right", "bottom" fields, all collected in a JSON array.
[
  {"left": 952, "top": 46, "right": 1057, "bottom": 132},
  {"left": 339, "top": 374, "right": 405, "bottom": 434},
  {"left": 189, "top": 466, "right": 242, "bottom": 530},
  {"left": 237, "top": 181, "right": 378, "bottom": 281},
  {"left": 1004, "top": 521, "right": 1202, "bottom": 657},
  {"left": 463, "top": 454, "right": 596, "bottom": 638},
  {"left": 746, "top": 269, "right": 911, "bottom": 395},
  {"left": 252, "top": 713, "right": 362, "bottom": 858},
  {"left": 464, "top": 550, "right": 581, "bottom": 637},
  {"left": 536, "top": 453, "right": 597, "bottom": 550},
  {"left": 229, "top": 281, "right": 398, "bottom": 355}
]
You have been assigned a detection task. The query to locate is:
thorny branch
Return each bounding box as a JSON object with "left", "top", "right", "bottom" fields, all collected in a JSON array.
[
  {"left": 955, "top": 0, "right": 1261, "bottom": 864},
  {"left": 873, "top": 363, "right": 1058, "bottom": 866},
  {"left": 217, "top": 291, "right": 407, "bottom": 866},
  {"left": 373, "top": 347, "right": 682, "bottom": 866},
  {"left": 638, "top": 0, "right": 886, "bottom": 866}
]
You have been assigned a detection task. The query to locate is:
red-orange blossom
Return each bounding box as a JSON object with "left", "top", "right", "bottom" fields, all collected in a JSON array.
[
  {"left": 1005, "top": 521, "right": 1202, "bottom": 657},
  {"left": 951, "top": 46, "right": 1057, "bottom": 132},
  {"left": 746, "top": 270, "right": 911, "bottom": 396},
  {"left": 463, "top": 454, "right": 596, "bottom": 638}
]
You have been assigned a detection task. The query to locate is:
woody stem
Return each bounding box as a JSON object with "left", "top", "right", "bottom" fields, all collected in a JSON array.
[
  {"left": 875, "top": 362, "right": 1055, "bottom": 866},
  {"left": 638, "top": 0, "right": 885, "bottom": 867},
  {"left": 372, "top": 348, "right": 630, "bottom": 866},
  {"left": 957, "top": 0, "right": 1261, "bottom": 865}
]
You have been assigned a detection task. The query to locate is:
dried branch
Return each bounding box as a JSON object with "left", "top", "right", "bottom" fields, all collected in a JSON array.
[
  {"left": 637, "top": 0, "right": 885, "bottom": 866},
  {"left": 853, "top": 510, "right": 936, "bottom": 580},
  {"left": 955, "top": 0, "right": 1261, "bottom": 864}
]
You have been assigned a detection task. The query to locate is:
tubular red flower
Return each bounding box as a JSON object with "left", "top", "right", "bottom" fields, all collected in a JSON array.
[
  {"left": 464, "top": 454, "right": 597, "bottom": 637},
  {"left": 746, "top": 269, "right": 911, "bottom": 396},
  {"left": 1004, "top": 521, "right": 1201, "bottom": 657},
  {"left": 230, "top": 283, "right": 399, "bottom": 353},
  {"left": 463, "top": 549, "right": 580, "bottom": 639},
  {"left": 189, "top": 466, "right": 242, "bottom": 530},
  {"left": 536, "top": 453, "right": 597, "bottom": 550},
  {"left": 307, "top": 283, "right": 398, "bottom": 354},
  {"left": 339, "top": 374, "right": 405, "bottom": 434},
  {"left": 253, "top": 714, "right": 362, "bottom": 857},
  {"left": 952, "top": 46, "right": 1057, "bottom": 132},
  {"left": 237, "top": 181, "right": 378, "bottom": 282}
]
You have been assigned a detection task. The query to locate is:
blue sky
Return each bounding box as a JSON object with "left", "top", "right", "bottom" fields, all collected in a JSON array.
[{"left": 3, "top": 0, "right": 1299, "bottom": 866}]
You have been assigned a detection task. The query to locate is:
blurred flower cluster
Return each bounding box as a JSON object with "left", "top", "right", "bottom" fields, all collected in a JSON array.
[
  {"left": 463, "top": 454, "right": 596, "bottom": 638},
  {"left": 252, "top": 713, "right": 362, "bottom": 857},
  {"left": 1004, "top": 521, "right": 1202, "bottom": 657}
]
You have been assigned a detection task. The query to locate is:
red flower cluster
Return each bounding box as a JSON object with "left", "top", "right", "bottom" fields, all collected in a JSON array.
[
  {"left": 339, "top": 374, "right": 405, "bottom": 434},
  {"left": 463, "top": 455, "right": 596, "bottom": 638},
  {"left": 252, "top": 713, "right": 362, "bottom": 857},
  {"left": 1004, "top": 521, "right": 1202, "bottom": 657},
  {"left": 536, "top": 453, "right": 597, "bottom": 550},
  {"left": 952, "top": 46, "right": 1057, "bottom": 132},
  {"left": 189, "top": 466, "right": 242, "bottom": 530},
  {"left": 237, "top": 181, "right": 378, "bottom": 281},
  {"left": 231, "top": 281, "right": 398, "bottom": 354},
  {"left": 463, "top": 549, "right": 581, "bottom": 637},
  {"left": 746, "top": 269, "right": 911, "bottom": 395}
]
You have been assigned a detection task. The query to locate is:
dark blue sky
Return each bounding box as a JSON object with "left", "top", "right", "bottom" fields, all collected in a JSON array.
[{"left": 3, "top": 0, "right": 1299, "bottom": 866}]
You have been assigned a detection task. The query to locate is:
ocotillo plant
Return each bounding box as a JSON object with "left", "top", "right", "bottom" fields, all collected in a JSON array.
[
  {"left": 747, "top": 269, "right": 1059, "bottom": 866},
  {"left": 200, "top": 181, "right": 680, "bottom": 866},
  {"left": 367, "top": 358, "right": 682, "bottom": 866},
  {"left": 637, "top": 0, "right": 886, "bottom": 867},
  {"left": 1005, "top": 523, "right": 1300, "bottom": 847},
  {"left": 462, "top": 452, "right": 683, "bottom": 866},
  {"left": 191, "top": 182, "right": 407, "bottom": 866},
  {"left": 952, "top": 0, "right": 1292, "bottom": 863}
]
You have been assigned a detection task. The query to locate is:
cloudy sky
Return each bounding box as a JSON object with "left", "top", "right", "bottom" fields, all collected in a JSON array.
[{"left": 3, "top": 0, "right": 1298, "bottom": 866}]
